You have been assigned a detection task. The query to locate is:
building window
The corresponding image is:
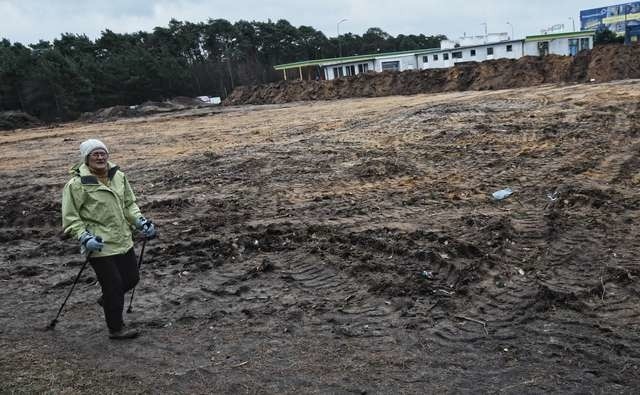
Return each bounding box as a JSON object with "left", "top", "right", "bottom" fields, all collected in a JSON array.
[
  {"left": 433, "top": 54, "right": 439, "bottom": 61},
  {"left": 506, "top": 45, "right": 513, "bottom": 52},
  {"left": 345, "top": 65, "right": 356, "bottom": 76},
  {"left": 333, "top": 67, "right": 344, "bottom": 78},
  {"left": 580, "top": 38, "right": 590, "bottom": 51},
  {"left": 443, "top": 53, "right": 449, "bottom": 60},
  {"left": 422, "top": 56, "right": 429, "bottom": 62},
  {"left": 381, "top": 61, "right": 400, "bottom": 71},
  {"left": 487, "top": 47, "right": 494, "bottom": 55},
  {"left": 452, "top": 51, "right": 462, "bottom": 59},
  {"left": 470, "top": 49, "right": 476, "bottom": 56},
  {"left": 357, "top": 63, "right": 369, "bottom": 73}
]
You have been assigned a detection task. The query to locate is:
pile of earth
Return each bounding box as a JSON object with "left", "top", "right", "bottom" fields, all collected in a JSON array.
[
  {"left": 80, "top": 96, "right": 215, "bottom": 123},
  {"left": 586, "top": 43, "right": 640, "bottom": 82},
  {"left": 224, "top": 43, "right": 640, "bottom": 105},
  {"left": 0, "top": 111, "right": 42, "bottom": 131}
]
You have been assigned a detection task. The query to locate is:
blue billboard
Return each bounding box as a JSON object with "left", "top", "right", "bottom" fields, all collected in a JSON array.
[{"left": 580, "top": 2, "right": 640, "bottom": 35}]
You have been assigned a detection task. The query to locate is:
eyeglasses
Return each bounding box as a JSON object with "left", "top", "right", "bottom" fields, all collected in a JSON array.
[{"left": 89, "top": 151, "right": 108, "bottom": 158}]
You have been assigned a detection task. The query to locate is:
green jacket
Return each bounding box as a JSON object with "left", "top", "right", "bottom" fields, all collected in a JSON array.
[{"left": 62, "top": 162, "right": 142, "bottom": 257}]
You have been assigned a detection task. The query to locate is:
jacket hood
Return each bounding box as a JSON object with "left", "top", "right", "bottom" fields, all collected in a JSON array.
[{"left": 69, "top": 162, "right": 119, "bottom": 184}]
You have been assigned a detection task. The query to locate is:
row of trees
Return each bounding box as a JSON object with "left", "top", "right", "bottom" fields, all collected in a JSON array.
[
  {"left": 0, "top": 18, "right": 446, "bottom": 121},
  {"left": 594, "top": 28, "right": 626, "bottom": 45}
]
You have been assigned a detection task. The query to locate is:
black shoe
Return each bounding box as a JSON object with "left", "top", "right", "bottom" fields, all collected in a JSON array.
[
  {"left": 109, "top": 328, "right": 139, "bottom": 340},
  {"left": 97, "top": 295, "right": 104, "bottom": 307}
]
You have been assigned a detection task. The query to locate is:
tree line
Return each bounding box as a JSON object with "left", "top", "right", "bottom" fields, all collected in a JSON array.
[
  {"left": 0, "top": 18, "right": 446, "bottom": 121},
  {"left": 594, "top": 28, "right": 626, "bottom": 45}
]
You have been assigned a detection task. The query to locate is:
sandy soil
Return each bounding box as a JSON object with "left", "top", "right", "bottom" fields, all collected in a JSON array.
[{"left": 1, "top": 80, "right": 640, "bottom": 393}]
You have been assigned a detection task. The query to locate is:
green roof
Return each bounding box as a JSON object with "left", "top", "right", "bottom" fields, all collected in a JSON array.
[
  {"left": 275, "top": 31, "right": 596, "bottom": 70},
  {"left": 274, "top": 47, "right": 440, "bottom": 70},
  {"left": 274, "top": 54, "right": 376, "bottom": 70},
  {"left": 525, "top": 30, "right": 596, "bottom": 42}
]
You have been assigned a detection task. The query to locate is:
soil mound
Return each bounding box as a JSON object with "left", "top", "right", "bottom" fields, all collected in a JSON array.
[
  {"left": 0, "top": 111, "right": 42, "bottom": 131},
  {"left": 225, "top": 44, "right": 640, "bottom": 105},
  {"left": 587, "top": 43, "right": 640, "bottom": 82},
  {"left": 80, "top": 96, "right": 216, "bottom": 123}
]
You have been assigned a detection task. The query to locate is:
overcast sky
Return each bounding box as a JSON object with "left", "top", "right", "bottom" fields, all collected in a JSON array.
[{"left": 0, "top": 0, "right": 617, "bottom": 45}]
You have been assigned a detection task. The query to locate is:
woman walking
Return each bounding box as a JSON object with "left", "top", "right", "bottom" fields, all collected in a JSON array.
[{"left": 62, "top": 139, "right": 156, "bottom": 339}]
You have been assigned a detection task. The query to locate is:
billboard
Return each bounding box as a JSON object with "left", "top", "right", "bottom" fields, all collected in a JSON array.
[{"left": 580, "top": 2, "right": 640, "bottom": 35}]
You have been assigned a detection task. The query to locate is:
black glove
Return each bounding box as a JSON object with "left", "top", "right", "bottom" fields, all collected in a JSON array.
[{"left": 136, "top": 217, "right": 157, "bottom": 239}]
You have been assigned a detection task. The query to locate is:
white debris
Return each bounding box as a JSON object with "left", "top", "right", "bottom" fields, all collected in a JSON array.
[{"left": 492, "top": 188, "right": 513, "bottom": 201}]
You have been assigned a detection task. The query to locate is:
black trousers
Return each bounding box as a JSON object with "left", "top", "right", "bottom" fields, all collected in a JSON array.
[{"left": 90, "top": 248, "right": 139, "bottom": 332}]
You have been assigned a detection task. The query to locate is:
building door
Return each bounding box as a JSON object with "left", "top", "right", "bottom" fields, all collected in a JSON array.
[
  {"left": 569, "top": 39, "right": 579, "bottom": 56},
  {"left": 357, "top": 63, "right": 369, "bottom": 73},
  {"left": 579, "top": 38, "right": 590, "bottom": 51},
  {"left": 537, "top": 41, "right": 549, "bottom": 56},
  {"left": 345, "top": 65, "right": 356, "bottom": 76}
]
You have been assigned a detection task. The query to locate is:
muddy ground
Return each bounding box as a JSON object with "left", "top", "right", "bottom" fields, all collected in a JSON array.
[{"left": 1, "top": 80, "right": 640, "bottom": 393}]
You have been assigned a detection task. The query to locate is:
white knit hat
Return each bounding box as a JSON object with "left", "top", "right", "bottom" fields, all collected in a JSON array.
[{"left": 79, "top": 139, "right": 109, "bottom": 162}]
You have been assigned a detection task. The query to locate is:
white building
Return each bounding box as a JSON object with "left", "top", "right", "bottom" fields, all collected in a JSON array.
[
  {"left": 317, "top": 49, "right": 422, "bottom": 80},
  {"left": 417, "top": 33, "right": 524, "bottom": 69},
  {"left": 523, "top": 31, "right": 594, "bottom": 56},
  {"left": 274, "top": 31, "right": 595, "bottom": 81}
]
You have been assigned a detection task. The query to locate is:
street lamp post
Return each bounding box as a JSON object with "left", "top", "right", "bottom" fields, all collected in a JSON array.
[
  {"left": 624, "top": 4, "right": 630, "bottom": 44},
  {"left": 337, "top": 18, "right": 347, "bottom": 57},
  {"left": 506, "top": 22, "right": 514, "bottom": 39},
  {"left": 481, "top": 22, "right": 488, "bottom": 43}
]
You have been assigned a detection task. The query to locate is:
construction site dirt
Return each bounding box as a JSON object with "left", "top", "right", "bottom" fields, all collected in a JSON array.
[
  {"left": 225, "top": 44, "right": 640, "bottom": 106},
  {"left": 1, "top": 79, "right": 640, "bottom": 393}
]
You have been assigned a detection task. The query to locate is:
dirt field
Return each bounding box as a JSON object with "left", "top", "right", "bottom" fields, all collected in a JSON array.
[{"left": 1, "top": 80, "right": 640, "bottom": 393}]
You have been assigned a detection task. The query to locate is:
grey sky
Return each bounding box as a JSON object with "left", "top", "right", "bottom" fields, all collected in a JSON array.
[{"left": 0, "top": 0, "right": 616, "bottom": 46}]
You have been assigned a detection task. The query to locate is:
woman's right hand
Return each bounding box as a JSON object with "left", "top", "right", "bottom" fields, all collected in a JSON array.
[{"left": 79, "top": 232, "right": 104, "bottom": 253}]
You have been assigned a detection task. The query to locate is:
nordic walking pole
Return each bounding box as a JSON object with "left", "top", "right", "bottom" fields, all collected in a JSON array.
[
  {"left": 127, "top": 238, "right": 147, "bottom": 313},
  {"left": 46, "top": 250, "right": 94, "bottom": 330}
]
